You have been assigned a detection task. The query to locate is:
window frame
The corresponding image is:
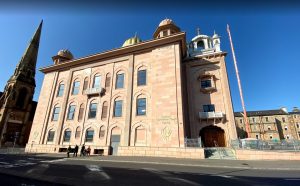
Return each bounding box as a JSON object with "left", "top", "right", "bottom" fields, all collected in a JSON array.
[
  {"left": 115, "top": 73, "right": 124, "bottom": 89},
  {"left": 85, "top": 129, "right": 94, "bottom": 142},
  {"left": 136, "top": 98, "right": 146, "bottom": 116},
  {"left": 52, "top": 106, "right": 60, "bottom": 121},
  {"left": 88, "top": 102, "right": 98, "bottom": 119},
  {"left": 47, "top": 130, "right": 55, "bottom": 142},
  {"left": 114, "top": 100, "right": 123, "bottom": 117},
  {"left": 203, "top": 104, "right": 215, "bottom": 112},
  {"left": 72, "top": 81, "right": 80, "bottom": 95},
  {"left": 137, "top": 70, "right": 147, "bottom": 86},
  {"left": 67, "top": 105, "right": 76, "bottom": 120},
  {"left": 57, "top": 83, "right": 65, "bottom": 97},
  {"left": 63, "top": 130, "right": 71, "bottom": 142}
]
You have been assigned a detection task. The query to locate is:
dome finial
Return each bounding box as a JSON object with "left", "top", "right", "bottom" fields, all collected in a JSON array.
[{"left": 197, "top": 27, "right": 200, "bottom": 35}]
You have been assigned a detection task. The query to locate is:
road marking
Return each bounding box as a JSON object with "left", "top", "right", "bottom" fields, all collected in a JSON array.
[
  {"left": 40, "top": 159, "right": 65, "bottom": 163},
  {"left": 0, "top": 161, "right": 10, "bottom": 165},
  {"left": 86, "top": 165, "right": 111, "bottom": 180},
  {"left": 215, "top": 175, "right": 233, "bottom": 178}
]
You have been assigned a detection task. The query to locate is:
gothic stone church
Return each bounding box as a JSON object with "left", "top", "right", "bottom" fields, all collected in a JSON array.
[
  {"left": 26, "top": 19, "right": 237, "bottom": 158},
  {"left": 0, "top": 21, "right": 42, "bottom": 147}
]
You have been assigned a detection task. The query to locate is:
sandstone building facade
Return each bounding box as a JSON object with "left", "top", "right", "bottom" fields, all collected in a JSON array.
[
  {"left": 235, "top": 107, "right": 300, "bottom": 140},
  {"left": 26, "top": 19, "right": 237, "bottom": 157},
  {"left": 0, "top": 21, "right": 42, "bottom": 147}
]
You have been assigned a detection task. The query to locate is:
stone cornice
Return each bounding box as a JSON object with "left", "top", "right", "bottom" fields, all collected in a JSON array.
[{"left": 40, "top": 32, "right": 186, "bottom": 73}]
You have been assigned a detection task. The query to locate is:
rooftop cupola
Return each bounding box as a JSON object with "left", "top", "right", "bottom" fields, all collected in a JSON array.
[
  {"left": 52, "top": 49, "right": 74, "bottom": 65},
  {"left": 153, "top": 18, "right": 180, "bottom": 39},
  {"left": 188, "top": 28, "right": 221, "bottom": 57}
]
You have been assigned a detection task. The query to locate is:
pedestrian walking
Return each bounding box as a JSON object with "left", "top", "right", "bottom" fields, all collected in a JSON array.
[
  {"left": 67, "top": 145, "right": 72, "bottom": 158},
  {"left": 86, "top": 146, "right": 91, "bottom": 156},
  {"left": 80, "top": 144, "right": 85, "bottom": 156},
  {"left": 74, "top": 145, "right": 79, "bottom": 157}
]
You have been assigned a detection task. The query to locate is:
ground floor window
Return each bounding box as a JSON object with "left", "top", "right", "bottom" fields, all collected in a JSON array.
[
  {"left": 85, "top": 129, "right": 94, "bottom": 142},
  {"left": 47, "top": 130, "right": 55, "bottom": 142},
  {"left": 63, "top": 130, "right": 71, "bottom": 142}
]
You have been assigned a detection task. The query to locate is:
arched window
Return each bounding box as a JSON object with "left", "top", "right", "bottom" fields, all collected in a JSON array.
[
  {"left": 92, "top": 75, "right": 101, "bottom": 89},
  {"left": 75, "top": 127, "right": 81, "bottom": 139},
  {"left": 67, "top": 104, "right": 76, "bottom": 120},
  {"left": 85, "top": 128, "right": 94, "bottom": 142},
  {"left": 137, "top": 69, "right": 147, "bottom": 86},
  {"left": 78, "top": 104, "right": 85, "bottom": 121},
  {"left": 99, "top": 126, "right": 105, "bottom": 139},
  {"left": 16, "top": 88, "right": 27, "bottom": 108},
  {"left": 52, "top": 106, "right": 60, "bottom": 121},
  {"left": 57, "top": 83, "right": 64, "bottom": 97},
  {"left": 197, "top": 40, "right": 205, "bottom": 50},
  {"left": 115, "top": 72, "right": 124, "bottom": 89},
  {"left": 105, "top": 73, "right": 111, "bottom": 89},
  {"left": 135, "top": 126, "right": 146, "bottom": 145},
  {"left": 47, "top": 129, "right": 55, "bottom": 142},
  {"left": 101, "top": 101, "right": 108, "bottom": 120},
  {"left": 83, "top": 77, "right": 89, "bottom": 92},
  {"left": 63, "top": 129, "right": 71, "bottom": 142},
  {"left": 72, "top": 80, "right": 80, "bottom": 95},
  {"left": 113, "top": 98, "right": 123, "bottom": 117},
  {"left": 136, "top": 95, "right": 146, "bottom": 116},
  {"left": 88, "top": 101, "right": 98, "bottom": 119}
]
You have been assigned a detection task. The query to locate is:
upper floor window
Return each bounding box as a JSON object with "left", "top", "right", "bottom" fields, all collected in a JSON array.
[
  {"left": 93, "top": 75, "right": 101, "bottom": 88},
  {"left": 67, "top": 105, "right": 76, "bottom": 120},
  {"left": 85, "top": 128, "right": 94, "bottom": 142},
  {"left": 137, "top": 70, "right": 147, "bottom": 86},
  {"left": 63, "top": 129, "right": 71, "bottom": 142},
  {"left": 265, "top": 117, "right": 269, "bottom": 122},
  {"left": 116, "top": 73, "right": 124, "bottom": 89},
  {"left": 203, "top": 104, "right": 215, "bottom": 112},
  {"left": 101, "top": 101, "right": 108, "bottom": 120},
  {"left": 105, "top": 73, "right": 111, "bottom": 89},
  {"left": 47, "top": 130, "right": 55, "bottom": 142},
  {"left": 137, "top": 98, "right": 146, "bottom": 116},
  {"left": 52, "top": 106, "right": 60, "bottom": 121},
  {"left": 83, "top": 78, "right": 89, "bottom": 91},
  {"left": 57, "top": 83, "right": 64, "bottom": 97},
  {"left": 282, "top": 117, "right": 286, "bottom": 122},
  {"left": 88, "top": 102, "right": 98, "bottom": 119},
  {"left": 197, "top": 40, "right": 205, "bottom": 50},
  {"left": 78, "top": 104, "right": 84, "bottom": 121},
  {"left": 239, "top": 119, "right": 243, "bottom": 123},
  {"left": 72, "top": 81, "right": 80, "bottom": 95},
  {"left": 296, "top": 123, "right": 299, "bottom": 128},
  {"left": 114, "top": 100, "right": 123, "bottom": 117},
  {"left": 201, "top": 79, "right": 212, "bottom": 88},
  {"left": 252, "top": 118, "right": 256, "bottom": 122}
]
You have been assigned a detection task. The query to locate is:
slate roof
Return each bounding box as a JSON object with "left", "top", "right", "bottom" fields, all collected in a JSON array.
[{"left": 234, "top": 109, "right": 288, "bottom": 117}]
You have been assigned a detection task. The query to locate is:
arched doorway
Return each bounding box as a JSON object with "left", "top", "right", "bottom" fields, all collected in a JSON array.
[{"left": 200, "top": 126, "right": 225, "bottom": 147}]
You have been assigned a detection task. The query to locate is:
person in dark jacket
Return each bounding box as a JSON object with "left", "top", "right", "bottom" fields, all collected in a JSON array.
[
  {"left": 80, "top": 144, "right": 85, "bottom": 156},
  {"left": 74, "top": 145, "right": 79, "bottom": 157},
  {"left": 67, "top": 145, "right": 72, "bottom": 158}
]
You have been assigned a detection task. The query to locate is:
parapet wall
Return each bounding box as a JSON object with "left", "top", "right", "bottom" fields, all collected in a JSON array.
[
  {"left": 235, "top": 149, "right": 300, "bottom": 160},
  {"left": 118, "top": 146, "right": 204, "bottom": 159}
]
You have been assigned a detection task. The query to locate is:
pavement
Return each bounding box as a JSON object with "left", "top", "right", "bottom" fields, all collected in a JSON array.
[{"left": 28, "top": 153, "right": 300, "bottom": 170}]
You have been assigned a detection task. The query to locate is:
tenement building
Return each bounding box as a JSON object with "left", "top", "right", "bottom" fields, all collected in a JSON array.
[
  {"left": 0, "top": 21, "right": 42, "bottom": 147},
  {"left": 26, "top": 19, "right": 237, "bottom": 157},
  {"left": 235, "top": 107, "right": 300, "bottom": 140}
]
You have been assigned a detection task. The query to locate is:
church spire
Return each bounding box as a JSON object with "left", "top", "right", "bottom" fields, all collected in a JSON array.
[{"left": 10, "top": 20, "right": 43, "bottom": 86}]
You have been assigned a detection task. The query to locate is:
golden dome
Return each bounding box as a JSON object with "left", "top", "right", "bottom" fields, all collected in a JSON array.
[
  {"left": 57, "top": 49, "right": 74, "bottom": 60},
  {"left": 158, "top": 18, "right": 175, "bottom": 27},
  {"left": 122, "top": 36, "right": 142, "bottom": 47}
]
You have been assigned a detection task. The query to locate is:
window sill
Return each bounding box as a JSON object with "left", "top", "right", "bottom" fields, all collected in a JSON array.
[{"left": 200, "top": 87, "right": 216, "bottom": 93}]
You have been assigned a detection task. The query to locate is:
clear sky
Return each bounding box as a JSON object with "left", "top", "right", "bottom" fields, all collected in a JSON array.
[{"left": 0, "top": 1, "right": 299, "bottom": 112}]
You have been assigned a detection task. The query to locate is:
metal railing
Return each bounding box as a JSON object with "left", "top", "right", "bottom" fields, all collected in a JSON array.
[
  {"left": 184, "top": 138, "right": 202, "bottom": 147},
  {"left": 231, "top": 139, "right": 300, "bottom": 151},
  {"left": 199, "top": 111, "right": 225, "bottom": 119},
  {"left": 84, "top": 87, "right": 105, "bottom": 95}
]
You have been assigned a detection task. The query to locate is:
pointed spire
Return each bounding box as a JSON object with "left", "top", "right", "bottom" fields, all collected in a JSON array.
[
  {"left": 196, "top": 27, "right": 200, "bottom": 35},
  {"left": 11, "top": 20, "right": 43, "bottom": 85}
]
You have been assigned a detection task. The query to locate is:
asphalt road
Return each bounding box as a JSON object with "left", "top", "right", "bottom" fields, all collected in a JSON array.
[{"left": 0, "top": 154, "right": 299, "bottom": 186}]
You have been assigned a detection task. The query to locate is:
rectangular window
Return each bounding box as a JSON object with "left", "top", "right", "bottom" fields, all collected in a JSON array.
[
  {"left": 52, "top": 107, "right": 60, "bottom": 121},
  {"left": 101, "top": 103, "right": 108, "bottom": 120},
  {"left": 265, "top": 117, "right": 269, "bottom": 122},
  {"left": 203, "top": 104, "right": 215, "bottom": 112},
  {"left": 116, "top": 73, "right": 124, "bottom": 89},
  {"left": 137, "top": 98, "right": 146, "bottom": 116},
  {"left": 83, "top": 79, "right": 88, "bottom": 91},
  {"left": 72, "top": 81, "right": 80, "bottom": 95},
  {"left": 67, "top": 105, "right": 76, "bottom": 120},
  {"left": 75, "top": 130, "right": 81, "bottom": 139},
  {"left": 297, "top": 123, "right": 299, "bottom": 128},
  {"left": 57, "top": 84, "right": 64, "bottom": 97},
  {"left": 63, "top": 130, "right": 71, "bottom": 142},
  {"left": 239, "top": 119, "right": 243, "bottom": 123},
  {"left": 78, "top": 107, "right": 84, "bottom": 121},
  {"left": 114, "top": 100, "right": 123, "bottom": 117},
  {"left": 93, "top": 76, "right": 101, "bottom": 88},
  {"left": 88, "top": 103, "right": 98, "bottom": 119},
  {"left": 201, "top": 79, "right": 212, "bottom": 88},
  {"left": 85, "top": 130, "right": 94, "bottom": 142},
  {"left": 137, "top": 70, "right": 147, "bottom": 86},
  {"left": 252, "top": 118, "right": 255, "bottom": 122},
  {"left": 47, "top": 131, "right": 55, "bottom": 142}
]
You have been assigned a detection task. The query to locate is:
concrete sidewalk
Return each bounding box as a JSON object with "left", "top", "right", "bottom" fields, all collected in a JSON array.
[{"left": 65, "top": 155, "right": 300, "bottom": 171}]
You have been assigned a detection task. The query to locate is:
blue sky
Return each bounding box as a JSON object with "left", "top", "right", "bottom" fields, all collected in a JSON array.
[{"left": 0, "top": 1, "right": 299, "bottom": 112}]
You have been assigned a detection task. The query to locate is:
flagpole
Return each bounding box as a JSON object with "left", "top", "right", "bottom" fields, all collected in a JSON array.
[{"left": 227, "top": 24, "right": 250, "bottom": 138}]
